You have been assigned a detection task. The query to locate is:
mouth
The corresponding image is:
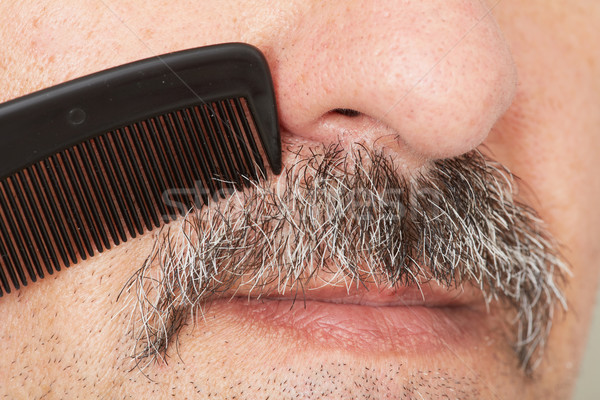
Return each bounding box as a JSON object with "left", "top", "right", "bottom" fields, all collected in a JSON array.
[
  {"left": 123, "top": 145, "right": 567, "bottom": 372},
  {"left": 206, "top": 283, "right": 497, "bottom": 356}
]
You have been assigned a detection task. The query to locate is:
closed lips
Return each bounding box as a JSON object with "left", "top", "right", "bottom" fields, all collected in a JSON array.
[{"left": 206, "top": 281, "right": 495, "bottom": 356}]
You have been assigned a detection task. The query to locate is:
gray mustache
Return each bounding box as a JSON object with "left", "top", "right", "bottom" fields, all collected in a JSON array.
[{"left": 122, "top": 143, "right": 568, "bottom": 374}]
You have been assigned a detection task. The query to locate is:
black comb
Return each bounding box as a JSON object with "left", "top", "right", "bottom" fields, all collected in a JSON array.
[{"left": 0, "top": 43, "right": 281, "bottom": 297}]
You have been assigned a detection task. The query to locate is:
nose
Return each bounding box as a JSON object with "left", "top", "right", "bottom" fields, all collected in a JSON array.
[{"left": 268, "top": 0, "right": 517, "bottom": 160}]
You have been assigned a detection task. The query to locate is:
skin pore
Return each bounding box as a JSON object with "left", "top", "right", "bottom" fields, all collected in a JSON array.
[{"left": 1, "top": 1, "right": 599, "bottom": 399}]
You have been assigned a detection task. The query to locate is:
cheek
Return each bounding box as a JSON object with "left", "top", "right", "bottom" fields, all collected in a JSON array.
[
  {"left": 0, "top": 231, "right": 161, "bottom": 396},
  {"left": 484, "top": 2, "right": 600, "bottom": 391},
  {"left": 1, "top": 2, "right": 141, "bottom": 100},
  {"left": 486, "top": 1, "right": 600, "bottom": 247},
  {"left": 0, "top": 0, "right": 282, "bottom": 101}
]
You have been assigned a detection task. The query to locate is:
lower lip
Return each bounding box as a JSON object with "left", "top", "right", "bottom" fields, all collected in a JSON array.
[{"left": 207, "top": 298, "right": 490, "bottom": 356}]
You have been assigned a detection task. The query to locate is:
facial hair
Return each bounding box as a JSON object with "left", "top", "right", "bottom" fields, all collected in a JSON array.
[{"left": 121, "top": 143, "right": 568, "bottom": 374}]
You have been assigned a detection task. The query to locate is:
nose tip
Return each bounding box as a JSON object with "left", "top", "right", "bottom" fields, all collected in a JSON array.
[{"left": 269, "top": 0, "right": 518, "bottom": 159}]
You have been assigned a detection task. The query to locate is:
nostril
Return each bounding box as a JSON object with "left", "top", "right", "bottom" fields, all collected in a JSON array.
[{"left": 332, "top": 108, "right": 361, "bottom": 117}]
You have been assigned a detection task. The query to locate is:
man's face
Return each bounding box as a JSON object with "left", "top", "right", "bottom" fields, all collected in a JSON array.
[{"left": 1, "top": 1, "right": 599, "bottom": 398}]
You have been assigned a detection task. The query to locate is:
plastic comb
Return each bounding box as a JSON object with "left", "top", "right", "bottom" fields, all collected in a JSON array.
[{"left": 0, "top": 43, "right": 281, "bottom": 297}]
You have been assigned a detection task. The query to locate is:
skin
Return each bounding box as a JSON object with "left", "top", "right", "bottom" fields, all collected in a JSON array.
[{"left": 1, "top": 0, "right": 599, "bottom": 398}]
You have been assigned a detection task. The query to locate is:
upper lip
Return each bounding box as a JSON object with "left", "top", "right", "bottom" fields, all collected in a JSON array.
[{"left": 230, "top": 281, "right": 482, "bottom": 309}]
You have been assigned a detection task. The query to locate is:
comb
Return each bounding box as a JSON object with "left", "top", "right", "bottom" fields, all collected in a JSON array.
[{"left": 0, "top": 43, "right": 281, "bottom": 297}]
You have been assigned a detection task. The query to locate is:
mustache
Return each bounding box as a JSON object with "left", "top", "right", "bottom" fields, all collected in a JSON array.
[{"left": 121, "top": 143, "right": 568, "bottom": 373}]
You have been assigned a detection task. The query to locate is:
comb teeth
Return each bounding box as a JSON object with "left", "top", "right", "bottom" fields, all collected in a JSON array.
[{"left": 0, "top": 98, "right": 267, "bottom": 296}]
